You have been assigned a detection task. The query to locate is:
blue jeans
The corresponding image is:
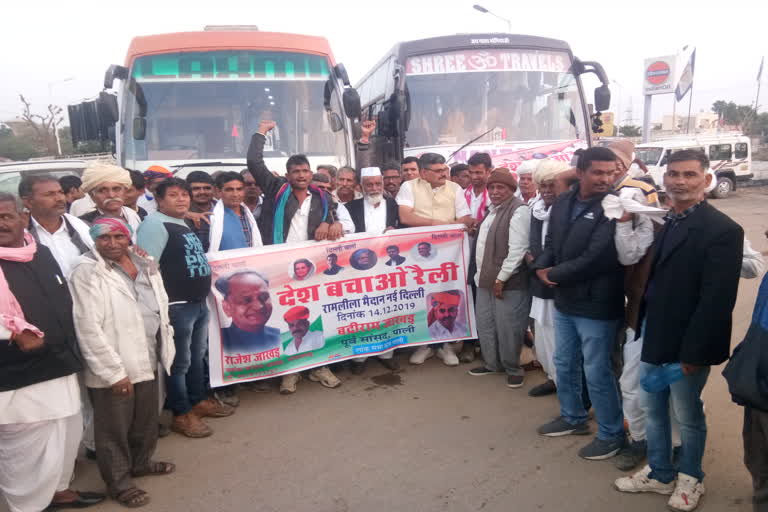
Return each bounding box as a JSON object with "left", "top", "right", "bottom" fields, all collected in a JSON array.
[
  {"left": 640, "top": 361, "right": 710, "bottom": 483},
  {"left": 553, "top": 310, "right": 623, "bottom": 441},
  {"left": 166, "top": 301, "right": 209, "bottom": 415}
]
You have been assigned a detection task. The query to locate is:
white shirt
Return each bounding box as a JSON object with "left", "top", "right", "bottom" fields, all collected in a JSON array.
[
  {"left": 363, "top": 199, "right": 388, "bottom": 234},
  {"left": 395, "top": 180, "right": 471, "bottom": 218},
  {"left": 468, "top": 189, "right": 486, "bottom": 220},
  {"left": 31, "top": 216, "right": 91, "bottom": 278},
  {"left": 614, "top": 187, "right": 655, "bottom": 266},
  {"left": 286, "top": 195, "right": 313, "bottom": 243},
  {"left": 335, "top": 203, "right": 356, "bottom": 234},
  {"left": 69, "top": 195, "right": 96, "bottom": 217},
  {"left": 283, "top": 330, "right": 325, "bottom": 356},
  {"left": 474, "top": 203, "right": 531, "bottom": 287},
  {"left": 0, "top": 373, "right": 81, "bottom": 424},
  {"left": 428, "top": 320, "right": 467, "bottom": 340},
  {"left": 137, "top": 193, "right": 157, "bottom": 214}
]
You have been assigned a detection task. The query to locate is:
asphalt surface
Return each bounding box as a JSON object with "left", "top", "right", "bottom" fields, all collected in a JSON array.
[{"left": 6, "top": 188, "right": 768, "bottom": 512}]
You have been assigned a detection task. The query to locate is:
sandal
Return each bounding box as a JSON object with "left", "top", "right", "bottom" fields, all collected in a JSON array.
[
  {"left": 115, "top": 488, "right": 150, "bottom": 508},
  {"left": 132, "top": 461, "right": 176, "bottom": 477}
]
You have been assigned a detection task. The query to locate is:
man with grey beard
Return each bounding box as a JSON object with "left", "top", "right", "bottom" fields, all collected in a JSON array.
[
  {"left": 339, "top": 167, "right": 401, "bottom": 373},
  {"left": 337, "top": 167, "right": 399, "bottom": 235}
]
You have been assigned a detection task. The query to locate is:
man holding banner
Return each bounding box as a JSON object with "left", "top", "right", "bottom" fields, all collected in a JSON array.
[{"left": 396, "top": 153, "right": 473, "bottom": 366}]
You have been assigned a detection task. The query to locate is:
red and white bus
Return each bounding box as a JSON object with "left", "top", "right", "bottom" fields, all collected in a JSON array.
[{"left": 71, "top": 26, "right": 360, "bottom": 174}]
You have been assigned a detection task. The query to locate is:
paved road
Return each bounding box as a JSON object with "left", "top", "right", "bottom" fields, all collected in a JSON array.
[{"left": 8, "top": 188, "right": 768, "bottom": 512}]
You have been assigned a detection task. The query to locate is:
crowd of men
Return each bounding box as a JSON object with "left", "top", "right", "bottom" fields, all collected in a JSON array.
[{"left": 1, "top": 116, "right": 767, "bottom": 512}]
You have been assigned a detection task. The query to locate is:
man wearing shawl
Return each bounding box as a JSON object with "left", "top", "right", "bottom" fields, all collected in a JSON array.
[
  {"left": 0, "top": 193, "right": 105, "bottom": 511},
  {"left": 247, "top": 120, "right": 344, "bottom": 393}
]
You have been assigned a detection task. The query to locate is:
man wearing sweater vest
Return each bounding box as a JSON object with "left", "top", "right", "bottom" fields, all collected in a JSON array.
[{"left": 396, "top": 152, "right": 473, "bottom": 366}]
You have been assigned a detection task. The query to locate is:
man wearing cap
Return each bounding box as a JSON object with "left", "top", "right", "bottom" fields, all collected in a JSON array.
[
  {"left": 428, "top": 291, "right": 468, "bottom": 340},
  {"left": 138, "top": 165, "right": 173, "bottom": 215},
  {"left": 397, "top": 152, "right": 473, "bottom": 366},
  {"left": 525, "top": 160, "right": 572, "bottom": 397},
  {"left": 609, "top": 140, "right": 659, "bottom": 207},
  {"left": 283, "top": 306, "right": 325, "bottom": 356},
  {"left": 340, "top": 167, "right": 399, "bottom": 235},
  {"left": 468, "top": 170, "right": 531, "bottom": 388},
  {"left": 78, "top": 163, "right": 142, "bottom": 236},
  {"left": 517, "top": 160, "right": 541, "bottom": 205},
  {"left": 216, "top": 271, "right": 280, "bottom": 356}
]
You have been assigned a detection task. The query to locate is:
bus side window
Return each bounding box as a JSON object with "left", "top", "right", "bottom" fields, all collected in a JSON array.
[
  {"left": 735, "top": 143, "right": 749, "bottom": 159},
  {"left": 709, "top": 144, "right": 732, "bottom": 161}
]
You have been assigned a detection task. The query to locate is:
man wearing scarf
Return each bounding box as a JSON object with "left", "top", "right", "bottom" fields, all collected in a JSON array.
[
  {"left": 468, "top": 170, "right": 531, "bottom": 389},
  {"left": 0, "top": 193, "right": 105, "bottom": 511},
  {"left": 208, "top": 171, "right": 263, "bottom": 253},
  {"left": 78, "top": 163, "right": 142, "bottom": 238},
  {"left": 246, "top": 120, "right": 343, "bottom": 393},
  {"left": 525, "top": 160, "right": 572, "bottom": 398}
]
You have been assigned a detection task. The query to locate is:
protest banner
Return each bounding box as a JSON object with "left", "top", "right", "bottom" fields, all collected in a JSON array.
[{"left": 206, "top": 226, "right": 476, "bottom": 386}]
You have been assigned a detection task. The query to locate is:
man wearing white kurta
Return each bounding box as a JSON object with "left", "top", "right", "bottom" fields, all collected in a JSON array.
[{"left": 339, "top": 167, "right": 401, "bottom": 372}]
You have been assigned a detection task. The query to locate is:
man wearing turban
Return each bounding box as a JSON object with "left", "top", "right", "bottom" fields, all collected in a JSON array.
[
  {"left": 78, "top": 163, "right": 142, "bottom": 237},
  {"left": 427, "top": 291, "right": 467, "bottom": 340},
  {"left": 282, "top": 306, "right": 325, "bottom": 356}
]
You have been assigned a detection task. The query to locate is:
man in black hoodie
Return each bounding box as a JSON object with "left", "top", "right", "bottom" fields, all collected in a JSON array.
[{"left": 532, "top": 147, "right": 626, "bottom": 461}]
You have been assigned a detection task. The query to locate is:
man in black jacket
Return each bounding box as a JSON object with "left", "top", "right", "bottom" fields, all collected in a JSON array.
[
  {"left": 615, "top": 150, "right": 743, "bottom": 511},
  {"left": 0, "top": 193, "right": 104, "bottom": 511},
  {"left": 532, "top": 147, "right": 626, "bottom": 461}
]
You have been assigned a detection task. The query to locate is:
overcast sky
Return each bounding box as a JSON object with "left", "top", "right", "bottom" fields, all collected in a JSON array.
[{"left": 1, "top": 0, "right": 764, "bottom": 127}]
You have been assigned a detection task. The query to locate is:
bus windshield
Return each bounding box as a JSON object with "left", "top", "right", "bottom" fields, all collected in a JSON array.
[
  {"left": 122, "top": 50, "right": 347, "bottom": 166},
  {"left": 404, "top": 48, "right": 586, "bottom": 148}
]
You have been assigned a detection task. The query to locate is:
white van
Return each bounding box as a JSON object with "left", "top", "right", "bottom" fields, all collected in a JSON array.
[
  {"left": 0, "top": 159, "right": 92, "bottom": 196},
  {"left": 636, "top": 134, "right": 751, "bottom": 198}
]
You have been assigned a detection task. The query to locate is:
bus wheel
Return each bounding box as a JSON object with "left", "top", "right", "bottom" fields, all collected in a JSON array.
[{"left": 712, "top": 176, "right": 734, "bottom": 199}]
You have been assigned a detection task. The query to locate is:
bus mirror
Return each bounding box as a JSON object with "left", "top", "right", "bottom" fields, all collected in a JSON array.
[
  {"left": 328, "top": 112, "right": 344, "bottom": 133},
  {"left": 594, "top": 85, "right": 611, "bottom": 113},
  {"left": 133, "top": 118, "right": 146, "bottom": 141},
  {"left": 98, "top": 92, "right": 119, "bottom": 126},
  {"left": 104, "top": 64, "right": 128, "bottom": 90},
  {"left": 342, "top": 89, "right": 362, "bottom": 120}
]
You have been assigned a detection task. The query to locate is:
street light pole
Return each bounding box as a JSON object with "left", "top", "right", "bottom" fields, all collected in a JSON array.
[
  {"left": 472, "top": 4, "right": 511, "bottom": 33},
  {"left": 47, "top": 77, "right": 74, "bottom": 156}
]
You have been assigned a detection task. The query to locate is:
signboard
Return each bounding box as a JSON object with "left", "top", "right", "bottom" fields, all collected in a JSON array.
[
  {"left": 406, "top": 49, "right": 570, "bottom": 75},
  {"left": 643, "top": 55, "right": 677, "bottom": 95},
  {"left": 206, "top": 227, "right": 476, "bottom": 386}
]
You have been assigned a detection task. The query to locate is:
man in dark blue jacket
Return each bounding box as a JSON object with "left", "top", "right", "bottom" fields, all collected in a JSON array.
[{"left": 532, "top": 147, "right": 626, "bottom": 461}]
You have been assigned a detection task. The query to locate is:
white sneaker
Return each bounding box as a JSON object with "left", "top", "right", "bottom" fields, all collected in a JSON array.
[
  {"left": 614, "top": 465, "right": 676, "bottom": 495},
  {"left": 667, "top": 473, "right": 705, "bottom": 511},
  {"left": 437, "top": 343, "right": 459, "bottom": 366},
  {"left": 409, "top": 346, "right": 435, "bottom": 365}
]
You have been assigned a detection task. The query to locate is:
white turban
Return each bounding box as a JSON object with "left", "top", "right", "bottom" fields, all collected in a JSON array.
[
  {"left": 81, "top": 162, "right": 132, "bottom": 193},
  {"left": 533, "top": 159, "right": 571, "bottom": 185},
  {"left": 704, "top": 168, "right": 717, "bottom": 193},
  {"left": 516, "top": 159, "right": 541, "bottom": 176}
]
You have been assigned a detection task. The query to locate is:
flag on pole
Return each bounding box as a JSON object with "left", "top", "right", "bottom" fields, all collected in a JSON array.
[
  {"left": 758, "top": 56, "right": 764, "bottom": 82},
  {"left": 675, "top": 48, "right": 696, "bottom": 101}
]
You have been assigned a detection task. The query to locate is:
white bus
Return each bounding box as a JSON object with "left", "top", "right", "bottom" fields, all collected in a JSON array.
[
  {"left": 354, "top": 33, "right": 611, "bottom": 169},
  {"left": 636, "top": 134, "right": 751, "bottom": 198}
]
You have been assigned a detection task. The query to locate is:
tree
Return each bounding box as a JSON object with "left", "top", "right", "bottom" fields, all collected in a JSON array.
[
  {"left": 618, "top": 125, "right": 641, "bottom": 137},
  {"left": 711, "top": 100, "right": 757, "bottom": 131},
  {"left": 0, "top": 127, "right": 39, "bottom": 161},
  {"left": 18, "top": 94, "right": 63, "bottom": 155}
]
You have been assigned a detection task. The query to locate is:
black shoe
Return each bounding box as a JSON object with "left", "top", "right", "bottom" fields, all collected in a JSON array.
[
  {"left": 578, "top": 437, "right": 624, "bottom": 460},
  {"left": 158, "top": 423, "right": 171, "bottom": 438},
  {"left": 506, "top": 375, "right": 525, "bottom": 388},
  {"left": 377, "top": 357, "right": 400, "bottom": 371},
  {"left": 467, "top": 366, "right": 504, "bottom": 376},
  {"left": 614, "top": 438, "right": 647, "bottom": 471},
  {"left": 351, "top": 361, "right": 367, "bottom": 375},
  {"left": 537, "top": 416, "right": 590, "bottom": 437},
  {"left": 46, "top": 491, "right": 106, "bottom": 509},
  {"left": 528, "top": 379, "right": 557, "bottom": 397},
  {"left": 85, "top": 448, "right": 97, "bottom": 460}
]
